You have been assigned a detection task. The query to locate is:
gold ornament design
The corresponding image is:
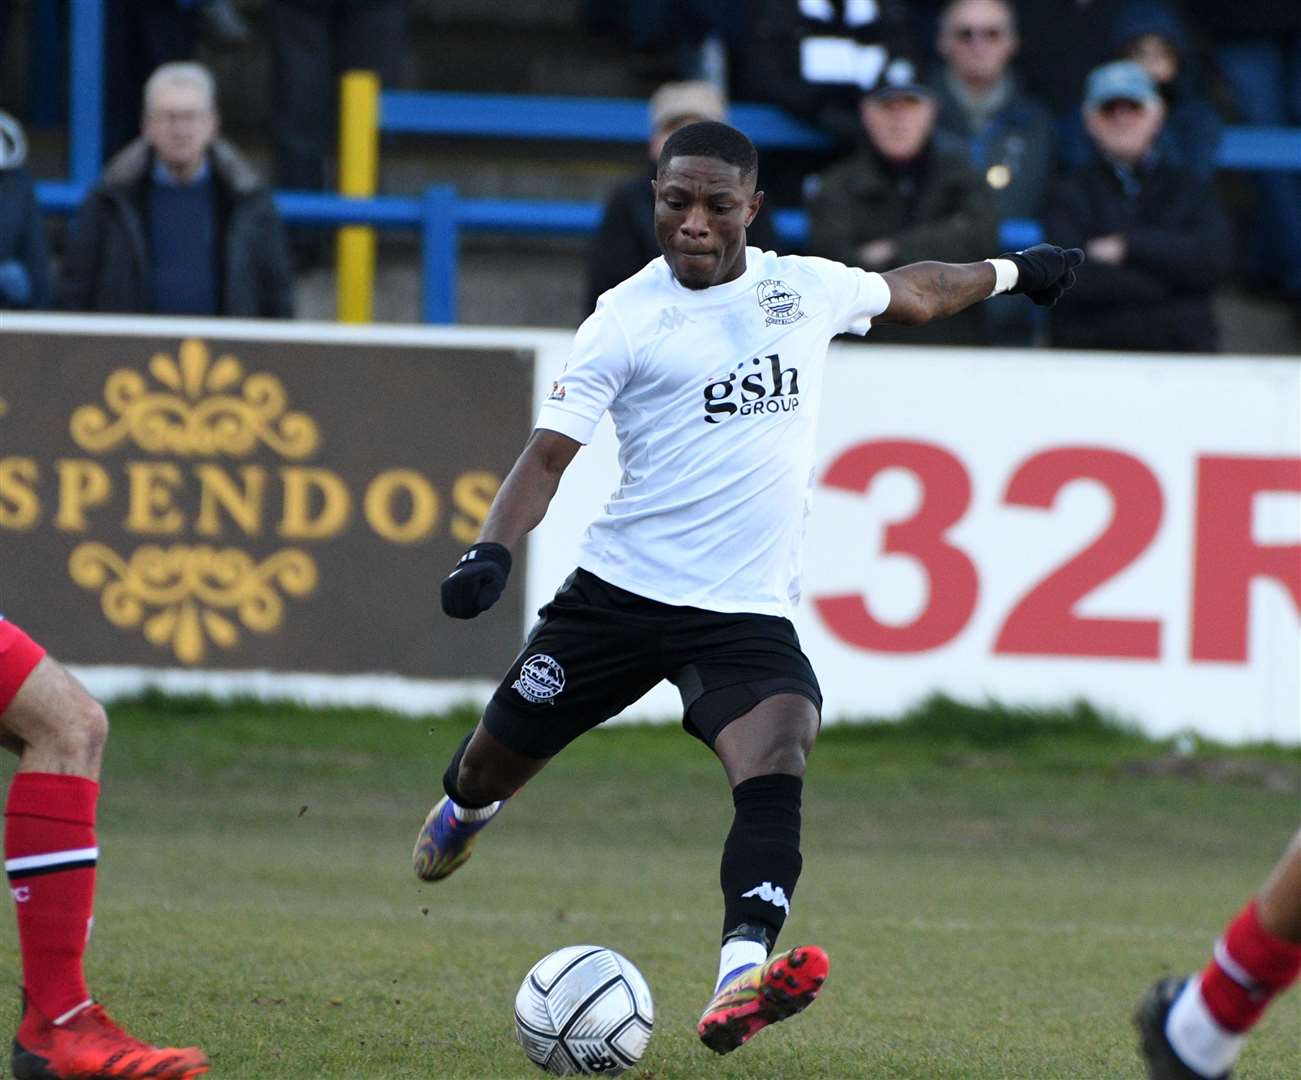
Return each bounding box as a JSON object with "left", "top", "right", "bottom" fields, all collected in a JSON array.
[
  {"left": 70, "top": 338, "right": 319, "bottom": 458},
  {"left": 69, "top": 542, "right": 318, "bottom": 664}
]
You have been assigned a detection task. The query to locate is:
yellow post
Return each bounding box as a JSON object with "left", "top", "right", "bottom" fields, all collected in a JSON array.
[{"left": 337, "top": 70, "right": 379, "bottom": 322}]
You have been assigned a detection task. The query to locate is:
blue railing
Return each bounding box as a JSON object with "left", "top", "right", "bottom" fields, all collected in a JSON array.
[{"left": 40, "top": 4, "right": 1301, "bottom": 323}]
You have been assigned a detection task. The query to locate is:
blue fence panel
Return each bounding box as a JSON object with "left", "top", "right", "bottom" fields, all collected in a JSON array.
[{"left": 68, "top": 0, "right": 102, "bottom": 187}]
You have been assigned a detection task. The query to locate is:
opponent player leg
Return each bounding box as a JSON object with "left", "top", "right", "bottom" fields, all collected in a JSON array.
[
  {"left": 698, "top": 692, "right": 829, "bottom": 1054},
  {"left": 1137, "top": 829, "right": 1301, "bottom": 1079},
  {"left": 1, "top": 639, "right": 208, "bottom": 1079}
]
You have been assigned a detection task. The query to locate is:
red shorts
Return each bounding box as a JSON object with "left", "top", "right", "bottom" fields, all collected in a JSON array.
[{"left": 0, "top": 619, "right": 46, "bottom": 716}]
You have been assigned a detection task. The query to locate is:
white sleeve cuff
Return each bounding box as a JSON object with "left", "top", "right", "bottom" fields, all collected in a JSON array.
[
  {"left": 534, "top": 404, "right": 597, "bottom": 446},
  {"left": 985, "top": 258, "right": 1019, "bottom": 297}
]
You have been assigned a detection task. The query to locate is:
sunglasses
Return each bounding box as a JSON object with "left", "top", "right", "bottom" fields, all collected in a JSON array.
[{"left": 952, "top": 25, "right": 1008, "bottom": 42}]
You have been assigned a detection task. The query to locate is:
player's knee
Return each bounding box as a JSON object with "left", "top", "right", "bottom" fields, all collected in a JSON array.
[
  {"left": 751, "top": 737, "right": 809, "bottom": 778},
  {"left": 59, "top": 692, "right": 108, "bottom": 763}
]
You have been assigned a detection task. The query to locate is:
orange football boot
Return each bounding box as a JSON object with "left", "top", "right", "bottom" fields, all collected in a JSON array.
[
  {"left": 11, "top": 993, "right": 210, "bottom": 1080},
  {"left": 697, "top": 944, "right": 830, "bottom": 1054}
]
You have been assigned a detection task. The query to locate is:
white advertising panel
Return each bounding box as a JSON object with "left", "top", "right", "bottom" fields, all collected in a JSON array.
[{"left": 536, "top": 342, "right": 1300, "bottom": 745}]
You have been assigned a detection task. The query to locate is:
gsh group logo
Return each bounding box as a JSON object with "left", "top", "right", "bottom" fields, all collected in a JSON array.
[{"left": 702, "top": 353, "right": 800, "bottom": 424}]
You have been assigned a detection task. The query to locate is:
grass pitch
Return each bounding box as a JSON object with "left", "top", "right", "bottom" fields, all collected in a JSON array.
[{"left": 2, "top": 693, "right": 1298, "bottom": 1079}]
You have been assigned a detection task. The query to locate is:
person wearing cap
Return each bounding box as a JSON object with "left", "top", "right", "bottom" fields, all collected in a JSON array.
[
  {"left": 1043, "top": 60, "right": 1232, "bottom": 353},
  {"left": 804, "top": 68, "right": 998, "bottom": 345},
  {"left": 1057, "top": 1, "right": 1223, "bottom": 181},
  {"left": 586, "top": 80, "right": 777, "bottom": 312}
]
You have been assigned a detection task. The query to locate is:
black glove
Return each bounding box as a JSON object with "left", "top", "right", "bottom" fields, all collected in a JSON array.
[
  {"left": 441, "top": 542, "right": 512, "bottom": 619},
  {"left": 1001, "top": 244, "right": 1086, "bottom": 307}
]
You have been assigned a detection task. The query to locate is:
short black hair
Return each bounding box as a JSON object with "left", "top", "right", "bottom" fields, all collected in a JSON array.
[{"left": 656, "top": 120, "right": 758, "bottom": 184}]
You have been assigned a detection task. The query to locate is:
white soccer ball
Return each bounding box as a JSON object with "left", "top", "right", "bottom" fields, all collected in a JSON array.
[{"left": 514, "top": 945, "right": 654, "bottom": 1076}]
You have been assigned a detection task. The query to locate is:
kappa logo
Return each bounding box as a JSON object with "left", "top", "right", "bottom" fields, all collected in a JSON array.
[
  {"left": 656, "top": 306, "right": 693, "bottom": 334},
  {"left": 512, "top": 653, "right": 566, "bottom": 704},
  {"left": 547, "top": 381, "right": 567, "bottom": 401},
  {"left": 756, "top": 279, "right": 805, "bottom": 325},
  {"left": 742, "top": 881, "right": 791, "bottom": 916}
]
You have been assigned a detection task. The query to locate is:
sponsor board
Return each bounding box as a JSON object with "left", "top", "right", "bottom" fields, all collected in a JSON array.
[{"left": 0, "top": 318, "right": 533, "bottom": 679}]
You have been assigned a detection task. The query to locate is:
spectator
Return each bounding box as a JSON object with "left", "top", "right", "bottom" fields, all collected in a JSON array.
[
  {"left": 930, "top": 0, "right": 1054, "bottom": 344},
  {"left": 587, "top": 80, "right": 779, "bottom": 312},
  {"left": 268, "top": 0, "right": 407, "bottom": 270},
  {"left": 0, "top": 110, "right": 51, "bottom": 311},
  {"left": 804, "top": 67, "right": 998, "bottom": 346},
  {"left": 741, "top": 0, "right": 916, "bottom": 153},
  {"left": 1010, "top": 0, "right": 1130, "bottom": 119},
  {"left": 1059, "top": 1, "right": 1223, "bottom": 180},
  {"left": 59, "top": 61, "right": 294, "bottom": 318},
  {"left": 103, "top": 0, "right": 248, "bottom": 161},
  {"left": 1183, "top": 0, "right": 1301, "bottom": 302},
  {"left": 1045, "top": 62, "right": 1232, "bottom": 353}
]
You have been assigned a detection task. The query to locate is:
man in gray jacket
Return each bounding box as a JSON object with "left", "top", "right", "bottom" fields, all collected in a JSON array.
[{"left": 59, "top": 61, "right": 293, "bottom": 319}]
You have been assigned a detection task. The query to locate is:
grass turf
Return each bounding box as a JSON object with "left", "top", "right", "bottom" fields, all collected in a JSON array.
[{"left": 1, "top": 693, "right": 1298, "bottom": 1079}]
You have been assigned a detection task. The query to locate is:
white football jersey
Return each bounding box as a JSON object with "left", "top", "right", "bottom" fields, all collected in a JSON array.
[{"left": 535, "top": 248, "right": 891, "bottom": 618}]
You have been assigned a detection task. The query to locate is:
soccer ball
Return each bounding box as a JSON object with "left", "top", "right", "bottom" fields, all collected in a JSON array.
[{"left": 514, "top": 945, "right": 654, "bottom": 1076}]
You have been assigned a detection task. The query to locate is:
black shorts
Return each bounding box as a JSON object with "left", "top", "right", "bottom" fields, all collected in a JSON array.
[{"left": 484, "top": 569, "right": 822, "bottom": 759}]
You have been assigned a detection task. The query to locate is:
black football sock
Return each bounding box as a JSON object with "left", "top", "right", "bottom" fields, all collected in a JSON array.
[
  {"left": 718, "top": 773, "right": 804, "bottom": 951},
  {"left": 440, "top": 731, "right": 497, "bottom": 810}
]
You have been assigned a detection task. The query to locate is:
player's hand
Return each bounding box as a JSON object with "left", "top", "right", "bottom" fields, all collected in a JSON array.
[
  {"left": 1001, "top": 244, "right": 1086, "bottom": 307},
  {"left": 441, "top": 542, "right": 512, "bottom": 619}
]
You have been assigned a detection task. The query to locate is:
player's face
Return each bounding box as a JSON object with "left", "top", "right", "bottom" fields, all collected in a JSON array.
[{"left": 653, "top": 156, "right": 763, "bottom": 290}]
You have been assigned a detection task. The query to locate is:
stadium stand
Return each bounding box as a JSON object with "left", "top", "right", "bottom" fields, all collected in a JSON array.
[{"left": 17, "top": 2, "right": 1301, "bottom": 333}]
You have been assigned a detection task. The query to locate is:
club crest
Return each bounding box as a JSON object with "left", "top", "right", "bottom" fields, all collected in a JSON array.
[{"left": 756, "top": 279, "right": 805, "bottom": 325}]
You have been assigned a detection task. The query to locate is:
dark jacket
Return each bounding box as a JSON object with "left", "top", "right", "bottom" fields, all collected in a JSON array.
[
  {"left": 58, "top": 138, "right": 294, "bottom": 318},
  {"left": 805, "top": 138, "right": 998, "bottom": 345},
  {"left": 586, "top": 163, "right": 779, "bottom": 312},
  {"left": 1044, "top": 155, "right": 1233, "bottom": 352},
  {"left": 929, "top": 69, "right": 1056, "bottom": 219},
  {"left": 0, "top": 166, "right": 52, "bottom": 310}
]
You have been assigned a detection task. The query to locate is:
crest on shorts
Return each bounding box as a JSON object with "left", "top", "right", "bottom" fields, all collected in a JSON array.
[
  {"left": 513, "top": 653, "right": 566, "bottom": 704},
  {"left": 756, "top": 279, "right": 804, "bottom": 325}
]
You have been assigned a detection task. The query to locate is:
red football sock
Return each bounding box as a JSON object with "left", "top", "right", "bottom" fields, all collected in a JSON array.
[
  {"left": 4, "top": 772, "right": 100, "bottom": 1024},
  {"left": 1199, "top": 899, "right": 1301, "bottom": 1033}
]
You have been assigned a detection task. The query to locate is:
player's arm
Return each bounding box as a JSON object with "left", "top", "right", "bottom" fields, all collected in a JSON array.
[
  {"left": 479, "top": 428, "right": 581, "bottom": 550},
  {"left": 875, "top": 244, "right": 1085, "bottom": 326},
  {"left": 440, "top": 428, "right": 581, "bottom": 619}
]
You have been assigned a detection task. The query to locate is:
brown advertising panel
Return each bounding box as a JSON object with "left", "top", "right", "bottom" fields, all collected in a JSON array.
[{"left": 0, "top": 329, "right": 532, "bottom": 679}]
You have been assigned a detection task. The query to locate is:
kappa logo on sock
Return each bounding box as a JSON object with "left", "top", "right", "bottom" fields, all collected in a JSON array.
[
  {"left": 742, "top": 881, "right": 790, "bottom": 916},
  {"left": 9, "top": 885, "right": 30, "bottom": 903}
]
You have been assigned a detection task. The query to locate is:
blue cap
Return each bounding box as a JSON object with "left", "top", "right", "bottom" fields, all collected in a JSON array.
[{"left": 1084, "top": 61, "right": 1159, "bottom": 109}]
